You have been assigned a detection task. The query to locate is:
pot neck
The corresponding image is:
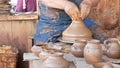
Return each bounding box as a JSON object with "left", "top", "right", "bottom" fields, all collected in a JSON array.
[
  {"left": 88, "top": 39, "right": 100, "bottom": 44},
  {"left": 74, "top": 39, "right": 87, "bottom": 43},
  {"left": 50, "top": 53, "right": 63, "bottom": 57}
]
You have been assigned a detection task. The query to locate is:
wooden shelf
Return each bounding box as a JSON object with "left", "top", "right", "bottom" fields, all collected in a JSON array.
[{"left": 0, "top": 14, "right": 38, "bottom": 21}]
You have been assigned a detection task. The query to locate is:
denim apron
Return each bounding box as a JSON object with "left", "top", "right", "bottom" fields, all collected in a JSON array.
[{"left": 34, "top": 0, "right": 97, "bottom": 44}]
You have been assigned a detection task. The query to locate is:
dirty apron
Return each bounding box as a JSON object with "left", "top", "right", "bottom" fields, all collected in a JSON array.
[{"left": 34, "top": 0, "right": 97, "bottom": 44}]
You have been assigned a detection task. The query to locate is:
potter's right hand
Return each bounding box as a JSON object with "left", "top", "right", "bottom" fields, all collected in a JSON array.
[{"left": 64, "top": 1, "right": 81, "bottom": 20}]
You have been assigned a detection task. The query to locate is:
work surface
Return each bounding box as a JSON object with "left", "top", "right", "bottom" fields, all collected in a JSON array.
[
  {"left": 23, "top": 42, "right": 120, "bottom": 68},
  {"left": 23, "top": 53, "right": 93, "bottom": 68},
  {"left": 0, "top": 14, "right": 38, "bottom": 21},
  {"left": 23, "top": 53, "right": 120, "bottom": 68}
]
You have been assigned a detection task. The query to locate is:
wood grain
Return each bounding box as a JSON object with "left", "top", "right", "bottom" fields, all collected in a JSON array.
[
  {"left": 0, "top": 14, "right": 38, "bottom": 21},
  {"left": 0, "top": 21, "right": 12, "bottom": 45},
  {"left": 0, "top": 14, "right": 38, "bottom": 68}
]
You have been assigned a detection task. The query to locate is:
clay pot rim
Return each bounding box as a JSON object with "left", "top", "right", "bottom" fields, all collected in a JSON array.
[
  {"left": 40, "top": 51, "right": 63, "bottom": 57},
  {"left": 50, "top": 52, "right": 63, "bottom": 57},
  {"left": 87, "top": 39, "right": 100, "bottom": 43},
  {"left": 106, "top": 50, "right": 120, "bottom": 52},
  {"left": 31, "top": 46, "right": 42, "bottom": 52},
  {"left": 106, "top": 38, "right": 120, "bottom": 43},
  {"left": 92, "top": 62, "right": 113, "bottom": 68},
  {"left": 108, "top": 38, "right": 119, "bottom": 40},
  {"left": 74, "top": 39, "right": 87, "bottom": 43}
]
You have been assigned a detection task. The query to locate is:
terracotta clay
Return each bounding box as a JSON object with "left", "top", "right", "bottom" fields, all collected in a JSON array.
[
  {"left": 31, "top": 46, "right": 42, "bottom": 56},
  {"left": 62, "top": 19, "right": 92, "bottom": 41},
  {"left": 92, "top": 62, "right": 113, "bottom": 68},
  {"left": 104, "top": 38, "right": 120, "bottom": 59},
  {"left": 39, "top": 51, "right": 51, "bottom": 62},
  {"left": 42, "top": 53, "right": 70, "bottom": 68},
  {"left": 71, "top": 39, "right": 87, "bottom": 57},
  {"left": 84, "top": 39, "right": 102, "bottom": 64},
  {"left": 62, "top": 1, "right": 92, "bottom": 41}
]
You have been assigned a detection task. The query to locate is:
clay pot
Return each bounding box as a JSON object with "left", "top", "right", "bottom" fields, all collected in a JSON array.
[
  {"left": 84, "top": 39, "right": 103, "bottom": 64},
  {"left": 62, "top": 19, "right": 92, "bottom": 41},
  {"left": 103, "top": 64, "right": 113, "bottom": 68},
  {"left": 31, "top": 46, "right": 42, "bottom": 56},
  {"left": 71, "top": 39, "right": 87, "bottom": 57},
  {"left": 39, "top": 52, "right": 51, "bottom": 62},
  {"left": 69, "top": 62, "right": 76, "bottom": 68},
  {"left": 42, "top": 53, "right": 70, "bottom": 68},
  {"left": 92, "top": 62, "right": 113, "bottom": 68},
  {"left": 111, "top": 63, "right": 120, "bottom": 68},
  {"left": 104, "top": 38, "right": 120, "bottom": 59},
  {"left": 39, "top": 49, "right": 55, "bottom": 62}
]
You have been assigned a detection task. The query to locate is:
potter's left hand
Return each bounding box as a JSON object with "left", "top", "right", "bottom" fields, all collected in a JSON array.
[{"left": 79, "top": 0, "right": 100, "bottom": 20}]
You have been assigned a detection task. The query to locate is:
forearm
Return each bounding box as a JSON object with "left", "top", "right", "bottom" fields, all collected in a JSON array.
[{"left": 38, "top": 0, "right": 68, "bottom": 10}]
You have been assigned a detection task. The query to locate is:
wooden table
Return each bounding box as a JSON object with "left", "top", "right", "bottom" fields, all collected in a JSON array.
[
  {"left": 23, "top": 53, "right": 93, "bottom": 68},
  {"left": 23, "top": 43, "right": 120, "bottom": 68}
]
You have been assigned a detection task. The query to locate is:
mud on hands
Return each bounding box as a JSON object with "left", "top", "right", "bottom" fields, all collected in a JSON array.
[{"left": 79, "top": 0, "right": 100, "bottom": 20}]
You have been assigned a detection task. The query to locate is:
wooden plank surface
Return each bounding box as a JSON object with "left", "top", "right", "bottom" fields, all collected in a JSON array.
[
  {"left": 0, "top": 14, "right": 38, "bottom": 21},
  {"left": 0, "top": 21, "right": 12, "bottom": 45},
  {"left": 11, "top": 20, "right": 36, "bottom": 68},
  {"left": 0, "top": 15, "right": 37, "bottom": 68}
]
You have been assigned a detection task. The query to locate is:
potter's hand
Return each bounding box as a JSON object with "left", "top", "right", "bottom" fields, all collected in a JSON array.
[
  {"left": 80, "top": 0, "right": 99, "bottom": 20},
  {"left": 64, "top": 1, "right": 81, "bottom": 20},
  {"left": 80, "top": 2, "right": 92, "bottom": 20}
]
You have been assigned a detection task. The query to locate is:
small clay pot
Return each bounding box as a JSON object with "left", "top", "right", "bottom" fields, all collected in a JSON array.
[
  {"left": 31, "top": 46, "right": 42, "bottom": 56},
  {"left": 104, "top": 38, "right": 120, "bottom": 58},
  {"left": 84, "top": 39, "right": 103, "bottom": 64},
  {"left": 39, "top": 48, "right": 55, "bottom": 62},
  {"left": 71, "top": 39, "right": 87, "bottom": 57},
  {"left": 39, "top": 52, "right": 50, "bottom": 62},
  {"left": 69, "top": 62, "right": 76, "bottom": 68},
  {"left": 92, "top": 62, "right": 113, "bottom": 68},
  {"left": 42, "top": 53, "right": 70, "bottom": 68},
  {"left": 103, "top": 64, "right": 113, "bottom": 68},
  {"left": 111, "top": 63, "right": 120, "bottom": 68}
]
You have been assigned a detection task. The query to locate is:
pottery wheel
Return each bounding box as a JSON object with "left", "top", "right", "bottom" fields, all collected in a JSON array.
[{"left": 58, "top": 37, "right": 74, "bottom": 44}]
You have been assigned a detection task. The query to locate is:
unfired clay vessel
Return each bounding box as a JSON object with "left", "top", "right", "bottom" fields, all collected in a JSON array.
[
  {"left": 104, "top": 38, "right": 120, "bottom": 59},
  {"left": 62, "top": 19, "right": 92, "bottom": 41},
  {"left": 39, "top": 51, "right": 51, "bottom": 62},
  {"left": 31, "top": 46, "right": 42, "bottom": 56},
  {"left": 92, "top": 62, "right": 113, "bottom": 68},
  {"left": 42, "top": 53, "right": 70, "bottom": 68},
  {"left": 71, "top": 39, "right": 87, "bottom": 57},
  {"left": 39, "top": 47, "right": 55, "bottom": 62},
  {"left": 84, "top": 39, "right": 103, "bottom": 64}
]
